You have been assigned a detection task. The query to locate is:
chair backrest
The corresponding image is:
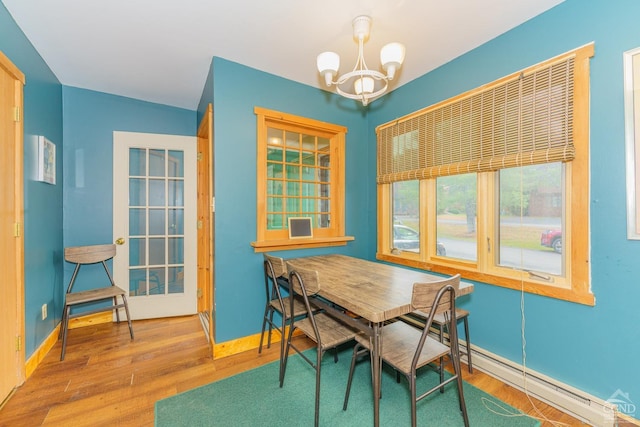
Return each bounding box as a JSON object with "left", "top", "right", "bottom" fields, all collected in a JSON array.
[
  {"left": 410, "top": 274, "right": 461, "bottom": 370},
  {"left": 285, "top": 262, "right": 323, "bottom": 344},
  {"left": 286, "top": 263, "right": 320, "bottom": 296},
  {"left": 263, "top": 254, "right": 287, "bottom": 311},
  {"left": 65, "top": 244, "right": 116, "bottom": 264},
  {"left": 411, "top": 273, "right": 460, "bottom": 315},
  {"left": 64, "top": 244, "right": 118, "bottom": 294},
  {"left": 264, "top": 253, "right": 286, "bottom": 280}
]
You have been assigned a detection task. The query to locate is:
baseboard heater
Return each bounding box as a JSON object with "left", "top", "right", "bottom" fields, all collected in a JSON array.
[{"left": 399, "top": 314, "right": 620, "bottom": 426}]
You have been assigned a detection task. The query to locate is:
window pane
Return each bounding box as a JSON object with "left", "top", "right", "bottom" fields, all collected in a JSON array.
[
  {"left": 149, "top": 267, "right": 165, "bottom": 295},
  {"left": 149, "top": 149, "right": 165, "bottom": 177},
  {"left": 168, "top": 208, "right": 183, "bottom": 235},
  {"left": 168, "top": 267, "right": 184, "bottom": 294},
  {"left": 497, "top": 163, "right": 563, "bottom": 276},
  {"left": 168, "top": 150, "right": 184, "bottom": 177},
  {"left": 392, "top": 180, "right": 420, "bottom": 253},
  {"left": 129, "top": 178, "right": 146, "bottom": 206},
  {"left": 129, "top": 148, "right": 146, "bottom": 176},
  {"left": 437, "top": 174, "right": 477, "bottom": 261},
  {"left": 129, "top": 208, "right": 146, "bottom": 236},
  {"left": 149, "top": 179, "right": 165, "bottom": 206},
  {"left": 149, "top": 238, "right": 165, "bottom": 265},
  {"left": 149, "top": 208, "right": 165, "bottom": 235}
]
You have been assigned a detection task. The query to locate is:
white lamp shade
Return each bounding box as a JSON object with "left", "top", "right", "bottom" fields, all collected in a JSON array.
[
  {"left": 354, "top": 76, "right": 374, "bottom": 95},
  {"left": 317, "top": 51, "right": 340, "bottom": 74},
  {"left": 380, "top": 42, "right": 405, "bottom": 80}
]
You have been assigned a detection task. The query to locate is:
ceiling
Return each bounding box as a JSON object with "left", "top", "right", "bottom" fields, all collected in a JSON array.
[{"left": 3, "top": 0, "right": 564, "bottom": 110}]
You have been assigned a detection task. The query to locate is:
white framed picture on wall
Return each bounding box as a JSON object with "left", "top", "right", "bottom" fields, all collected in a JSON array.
[{"left": 37, "top": 135, "right": 56, "bottom": 185}]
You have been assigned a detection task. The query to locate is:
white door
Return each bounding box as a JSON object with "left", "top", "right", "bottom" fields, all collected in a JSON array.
[{"left": 113, "top": 131, "right": 197, "bottom": 320}]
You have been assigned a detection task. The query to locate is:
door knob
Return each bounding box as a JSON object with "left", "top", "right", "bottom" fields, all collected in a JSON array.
[{"left": 115, "top": 237, "right": 125, "bottom": 245}]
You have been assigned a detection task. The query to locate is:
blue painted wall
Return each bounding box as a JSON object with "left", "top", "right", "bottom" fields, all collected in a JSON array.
[
  {"left": 207, "top": 57, "right": 370, "bottom": 342},
  {"left": 61, "top": 87, "right": 196, "bottom": 294},
  {"left": 1, "top": 2, "right": 64, "bottom": 355},
  {"left": 367, "top": 0, "right": 640, "bottom": 407}
]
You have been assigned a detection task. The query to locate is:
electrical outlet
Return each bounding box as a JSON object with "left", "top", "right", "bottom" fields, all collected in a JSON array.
[{"left": 41, "top": 303, "right": 47, "bottom": 320}]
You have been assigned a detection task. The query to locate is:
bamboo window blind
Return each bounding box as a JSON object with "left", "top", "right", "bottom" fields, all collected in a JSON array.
[{"left": 377, "top": 54, "right": 577, "bottom": 184}]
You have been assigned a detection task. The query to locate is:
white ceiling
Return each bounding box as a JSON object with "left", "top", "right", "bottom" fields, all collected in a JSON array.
[{"left": 3, "top": 0, "right": 564, "bottom": 110}]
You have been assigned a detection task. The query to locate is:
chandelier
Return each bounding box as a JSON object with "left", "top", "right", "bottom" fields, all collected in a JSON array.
[{"left": 317, "top": 15, "right": 405, "bottom": 106}]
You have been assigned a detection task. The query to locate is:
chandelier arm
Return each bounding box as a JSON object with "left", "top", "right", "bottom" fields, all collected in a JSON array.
[
  {"left": 336, "top": 80, "right": 388, "bottom": 101},
  {"left": 335, "top": 69, "right": 387, "bottom": 86}
]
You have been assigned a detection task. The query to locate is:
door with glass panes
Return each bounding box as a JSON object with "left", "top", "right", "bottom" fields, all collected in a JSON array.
[{"left": 113, "top": 131, "right": 196, "bottom": 319}]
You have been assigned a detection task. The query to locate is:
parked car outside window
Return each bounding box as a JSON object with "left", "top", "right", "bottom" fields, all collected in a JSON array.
[
  {"left": 393, "top": 224, "right": 446, "bottom": 256},
  {"left": 540, "top": 229, "right": 562, "bottom": 253}
]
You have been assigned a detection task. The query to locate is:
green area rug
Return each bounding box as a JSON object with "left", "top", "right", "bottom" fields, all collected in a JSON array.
[{"left": 156, "top": 346, "right": 540, "bottom": 426}]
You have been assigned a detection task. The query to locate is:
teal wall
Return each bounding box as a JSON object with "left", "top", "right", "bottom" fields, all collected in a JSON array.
[
  {"left": 61, "top": 87, "right": 196, "bottom": 295},
  {"left": 367, "top": 0, "right": 640, "bottom": 406},
  {"left": 1, "top": 2, "right": 64, "bottom": 355},
  {"left": 208, "top": 57, "right": 371, "bottom": 342}
]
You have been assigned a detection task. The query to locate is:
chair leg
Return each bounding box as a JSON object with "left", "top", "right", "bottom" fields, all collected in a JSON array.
[
  {"left": 463, "top": 316, "right": 473, "bottom": 373},
  {"left": 113, "top": 296, "right": 121, "bottom": 323},
  {"left": 60, "top": 305, "right": 72, "bottom": 361},
  {"left": 343, "top": 343, "right": 363, "bottom": 410},
  {"left": 314, "top": 349, "right": 322, "bottom": 427},
  {"left": 280, "top": 325, "right": 295, "bottom": 387},
  {"left": 452, "top": 344, "right": 470, "bottom": 427},
  {"left": 121, "top": 294, "right": 134, "bottom": 339},
  {"left": 410, "top": 373, "right": 418, "bottom": 427},
  {"left": 258, "top": 305, "right": 271, "bottom": 354}
]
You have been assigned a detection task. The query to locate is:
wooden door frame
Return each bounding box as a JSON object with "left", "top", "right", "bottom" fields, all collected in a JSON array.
[
  {"left": 0, "top": 50, "right": 26, "bottom": 397},
  {"left": 197, "top": 104, "right": 215, "bottom": 354}
]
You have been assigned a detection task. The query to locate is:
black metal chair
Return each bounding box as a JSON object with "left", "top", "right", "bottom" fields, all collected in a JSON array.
[
  {"left": 60, "top": 244, "right": 134, "bottom": 361},
  {"left": 258, "top": 254, "right": 308, "bottom": 383},
  {"left": 343, "top": 274, "right": 469, "bottom": 427},
  {"left": 282, "top": 263, "right": 358, "bottom": 427}
]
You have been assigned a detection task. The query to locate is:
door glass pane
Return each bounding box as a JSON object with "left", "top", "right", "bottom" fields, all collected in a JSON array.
[
  {"left": 437, "top": 173, "right": 477, "bottom": 261},
  {"left": 168, "top": 237, "right": 184, "bottom": 264},
  {"left": 168, "top": 267, "right": 184, "bottom": 294},
  {"left": 129, "top": 268, "right": 147, "bottom": 296},
  {"left": 149, "top": 149, "right": 165, "bottom": 177},
  {"left": 168, "top": 179, "right": 183, "bottom": 206},
  {"left": 498, "top": 163, "right": 564, "bottom": 276},
  {"left": 149, "top": 209, "right": 165, "bottom": 235},
  {"left": 392, "top": 180, "right": 420, "bottom": 253},
  {"left": 129, "top": 179, "right": 146, "bottom": 206},
  {"left": 148, "top": 238, "right": 165, "bottom": 265},
  {"left": 129, "top": 238, "right": 145, "bottom": 266},
  {"left": 149, "top": 179, "right": 165, "bottom": 206},
  {"left": 129, "top": 208, "right": 146, "bottom": 236},
  {"left": 149, "top": 267, "right": 165, "bottom": 295},
  {"left": 129, "top": 148, "right": 146, "bottom": 176},
  {"left": 168, "top": 150, "right": 184, "bottom": 177},
  {"left": 168, "top": 209, "right": 183, "bottom": 235}
]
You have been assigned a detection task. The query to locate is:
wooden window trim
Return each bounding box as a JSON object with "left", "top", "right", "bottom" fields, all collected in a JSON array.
[
  {"left": 251, "top": 107, "right": 353, "bottom": 252},
  {"left": 376, "top": 44, "right": 595, "bottom": 306}
]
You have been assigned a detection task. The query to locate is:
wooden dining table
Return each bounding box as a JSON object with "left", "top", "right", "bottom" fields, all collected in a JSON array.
[{"left": 284, "top": 254, "right": 473, "bottom": 427}]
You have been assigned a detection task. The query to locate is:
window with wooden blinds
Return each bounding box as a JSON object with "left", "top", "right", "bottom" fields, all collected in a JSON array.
[
  {"left": 377, "top": 55, "right": 576, "bottom": 183},
  {"left": 376, "top": 43, "right": 595, "bottom": 306}
]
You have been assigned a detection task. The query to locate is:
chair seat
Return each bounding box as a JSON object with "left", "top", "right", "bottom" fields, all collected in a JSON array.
[
  {"left": 295, "top": 313, "right": 358, "bottom": 349},
  {"left": 65, "top": 286, "right": 127, "bottom": 306},
  {"left": 269, "top": 296, "right": 308, "bottom": 318},
  {"left": 355, "top": 321, "right": 449, "bottom": 375}
]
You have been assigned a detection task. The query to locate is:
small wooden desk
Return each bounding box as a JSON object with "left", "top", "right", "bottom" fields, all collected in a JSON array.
[{"left": 285, "top": 254, "right": 473, "bottom": 427}]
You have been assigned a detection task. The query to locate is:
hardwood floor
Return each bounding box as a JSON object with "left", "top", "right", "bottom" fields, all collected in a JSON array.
[{"left": 0, "top": 315, "right": 587, "bottom": 426}]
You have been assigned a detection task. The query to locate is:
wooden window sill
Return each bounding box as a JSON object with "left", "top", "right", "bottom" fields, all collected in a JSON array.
[{"left": 251, "top": 236, "right": 354, "bottom": 252}]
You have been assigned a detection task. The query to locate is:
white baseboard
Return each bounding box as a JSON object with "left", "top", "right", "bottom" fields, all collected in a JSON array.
[{"left": 464, "top": 343, "right": 617, "bottom": 426}]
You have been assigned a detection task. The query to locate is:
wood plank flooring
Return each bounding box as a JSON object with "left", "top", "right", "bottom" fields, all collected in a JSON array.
[{"left": 0, "top": 315, "right": 587, "bottom": 426}]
